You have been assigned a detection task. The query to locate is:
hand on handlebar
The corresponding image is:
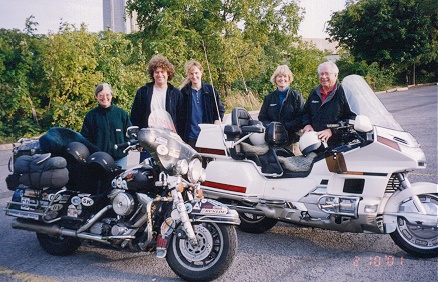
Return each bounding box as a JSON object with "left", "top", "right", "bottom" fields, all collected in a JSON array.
[{"left": 317, "top": 129, "right": 332, "bottom": 143}]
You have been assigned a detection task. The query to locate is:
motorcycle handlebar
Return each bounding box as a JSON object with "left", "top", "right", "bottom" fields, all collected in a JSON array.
[{"left": 114, "top": 139, "right": 138, "bottom": 151}]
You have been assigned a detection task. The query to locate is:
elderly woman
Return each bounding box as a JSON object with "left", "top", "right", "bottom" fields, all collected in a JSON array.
[
  {"left": 179, "top": 60, "right": 225, "bottom": 149},
  {"left": 258, "top": 65, "right": 304, "bottom": 154},
  {"left": 81, "top": 83, "right": 132, "bottom": 169}
]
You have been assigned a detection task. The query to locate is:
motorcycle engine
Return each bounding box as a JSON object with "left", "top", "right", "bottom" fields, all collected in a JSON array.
[{"left": 112, "top": 192, "right": 135, "bottom": 216}]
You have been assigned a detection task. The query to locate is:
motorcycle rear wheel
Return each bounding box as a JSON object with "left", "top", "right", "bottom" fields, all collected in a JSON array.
[
  {"left": 166, "top": 222, "right": 238, "bottom": 282},
  {"left": 238, "top": 212, "right": 278, "bottom": 234},
  {"left": 36, "top": 233, "right": 81, "bottom": 256},
  {"left": 390, "top": 193, "right": 438, "bottom": 258}
]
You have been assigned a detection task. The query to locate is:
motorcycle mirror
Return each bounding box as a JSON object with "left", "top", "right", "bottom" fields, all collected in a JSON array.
[
  {"left": 126, "top": 126, "right": 140, "bottom": 137},
  {"left": 354, "top": 115, "right": 373, "bottom": 133}
]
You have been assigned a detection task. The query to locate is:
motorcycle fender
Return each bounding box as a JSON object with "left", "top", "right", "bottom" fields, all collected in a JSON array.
[
  {"left": 383, "top": 182, "right": 437, "bottom": 233},
  {"left": 189, "top": 199, "right": 241, "bottom": 225}
]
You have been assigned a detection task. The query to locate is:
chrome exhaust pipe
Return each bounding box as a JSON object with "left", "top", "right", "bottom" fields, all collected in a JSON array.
[
  {"left": 11, "top": 219, "right": 134, "bottom": 244},
  {"left": 11, "top": 219, "right": 62, "bottom": 236},
  {"left": 227, "top": 205, "right": 267, "bottom": 216}
]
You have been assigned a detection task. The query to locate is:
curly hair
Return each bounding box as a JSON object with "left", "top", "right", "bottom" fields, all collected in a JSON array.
[{"left": 147, "top": 54, "right": 175, "bottom": 81}]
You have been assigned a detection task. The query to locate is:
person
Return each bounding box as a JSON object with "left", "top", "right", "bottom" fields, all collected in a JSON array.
[
  {"left": 81, "top": 83, "right": 132, "bottom": 169},
  {"left": 302, "top": 61, "right": 356, "bottom": 148},
  {"left": 180, "top": 60, "right": 225, "bottom": 149},
  {"left": 258, "top": 65, "right": 304, "bottom": 154},
  {"left": 130, "top": 54, "right": 184, "bottom": 162}
]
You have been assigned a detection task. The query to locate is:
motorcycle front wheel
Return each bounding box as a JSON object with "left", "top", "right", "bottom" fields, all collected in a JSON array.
[
  {"left": 390, "top": 193, "right": 438, "bottom": 258},
  {"left": 36, "top": 233, "right": 81, "bottom": 256},
  {"left": 166, "top": 222, "right": 238, "bottom": 282},
  {"left": 239, "top": 212, "right": 278, "bottom": 234}
]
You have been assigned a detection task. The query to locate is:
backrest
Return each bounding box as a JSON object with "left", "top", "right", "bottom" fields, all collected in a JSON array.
[
  {"left": 231, "top": 107, "right": 252, "bottom": 127},
  {"left": 265, "top": 122, "right": 289, "bottom": 146}
]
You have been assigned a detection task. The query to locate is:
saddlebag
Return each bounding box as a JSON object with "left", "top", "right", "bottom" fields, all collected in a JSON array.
[{"left": 14, "top": 154, "right": 69, "bottom": 189}]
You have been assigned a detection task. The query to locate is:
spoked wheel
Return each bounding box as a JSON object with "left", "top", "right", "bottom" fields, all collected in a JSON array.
[
  {"left": 166, "top": 222, "right": 238, "bottom": 282},
  {"left": 238, "top": 212, "right": 278, "bottom": 234},
  {"left": 36, "top": 233, "right": 81, "bottom": 256},
  {"left": 390, "top": 193, "right": 438, "bottom": 258}
]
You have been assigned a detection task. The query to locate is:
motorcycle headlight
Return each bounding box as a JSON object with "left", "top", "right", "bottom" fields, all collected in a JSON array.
[
  {"left": 187, "top": 158, "right": 204, "bottom": 184},
  {"left": 175, "top": 159, "right": 189, "bottom": 175}
]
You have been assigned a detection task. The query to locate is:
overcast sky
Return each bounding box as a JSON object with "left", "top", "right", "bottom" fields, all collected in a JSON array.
[{"left": 0, "top": 0, "right": 346, "bottom": 38}]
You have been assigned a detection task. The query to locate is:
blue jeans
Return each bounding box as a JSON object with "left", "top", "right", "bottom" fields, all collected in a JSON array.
[{"left": 139, "top": 151, "right": 151, "bottom": 163}]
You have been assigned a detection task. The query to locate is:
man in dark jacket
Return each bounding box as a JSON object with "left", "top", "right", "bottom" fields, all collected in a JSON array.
[
  {"left": 81, "top": 83, "right": 132, "bottom": 169},
  {"left": 130, "top": 55, "right": 184, "bottom": 134},
  {"left": 180, "top": 60, "right": 225, "bottom": 149},
  {"left": 302, "top": 61, "right": 356, "bottom": 148},
  {"left": 130, "top": 55, "right": 184, "bottom": 162}
]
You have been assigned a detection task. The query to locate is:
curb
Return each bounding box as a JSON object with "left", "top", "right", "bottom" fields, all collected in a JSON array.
[
  {"left": 375, "top": 87, "right": 409, "bottom": 95},
  {"left": 0, "top": 144, "right": 13, "bottom": 151},
  {"left": 375, "top": 83, "right": 436, "bottom": 95}
]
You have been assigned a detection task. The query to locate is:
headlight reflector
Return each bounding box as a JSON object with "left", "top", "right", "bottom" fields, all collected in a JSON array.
[{"left": 188, "top": 158, "right": 203, "bottom": 183}]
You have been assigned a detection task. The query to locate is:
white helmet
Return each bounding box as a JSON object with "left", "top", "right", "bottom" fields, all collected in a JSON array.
[
  {"left": 299, "top": 131, "right": 322, "bottom": 155},
  {"left": 249, "top": 125, "right": 266, "bottom": 145}
]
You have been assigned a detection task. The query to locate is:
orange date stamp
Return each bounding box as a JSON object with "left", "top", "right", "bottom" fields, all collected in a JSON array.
[{"left": 352, "top": 255, "right": 404, "bottom": 267}]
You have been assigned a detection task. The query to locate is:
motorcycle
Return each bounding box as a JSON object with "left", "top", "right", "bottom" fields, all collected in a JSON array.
[
  {"left": 196, "top": 74, "right": 437, "bottom": 258},
  {"left": 4, "top": 110, "right": 240, "bottom": 281}
]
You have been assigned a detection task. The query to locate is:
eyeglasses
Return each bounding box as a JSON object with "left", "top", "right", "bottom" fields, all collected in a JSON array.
[
  {"left": 318, "top": 72, "right": 332, "bottom": 77},
  {"left": 97, "top": 93, "right": 112, "bottom": 99}
]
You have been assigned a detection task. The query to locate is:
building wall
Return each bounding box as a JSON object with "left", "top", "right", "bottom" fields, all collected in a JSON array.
[{"left": 103, "top": 0, "right": 138, "bottom": 33}]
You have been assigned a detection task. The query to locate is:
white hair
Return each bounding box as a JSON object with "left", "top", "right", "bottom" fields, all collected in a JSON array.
[{"left": 317, "top": 61, "right": 339, "bottom": 75}]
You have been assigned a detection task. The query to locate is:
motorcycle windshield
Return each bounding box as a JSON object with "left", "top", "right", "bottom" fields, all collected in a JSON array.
[
  {"left": 137, "top": 110, "right": 199, "bottom": 173},
  {"left": 342, "top": 75, "right": 403, "bottom": 131}
]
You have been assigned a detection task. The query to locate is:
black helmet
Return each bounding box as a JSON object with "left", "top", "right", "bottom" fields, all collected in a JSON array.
[
  {"left": 87, "top": 152, "right": 116, "bottom": 173},
  {"left": 66, "top": 142, "right": 90, "bottom": 163}
]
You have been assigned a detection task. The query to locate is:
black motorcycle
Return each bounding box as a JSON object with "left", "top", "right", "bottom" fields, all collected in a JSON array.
[{"left": 4, "top": 110, "right": 240, "bottom": 281}]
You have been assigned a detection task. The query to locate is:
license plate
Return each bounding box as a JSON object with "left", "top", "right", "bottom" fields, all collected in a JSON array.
[
  {"left": 6, "top": 210, "right": 39, "bottom": 220},
  {"left": 21, "top": 197, "right": 31, "bottom": 210}
]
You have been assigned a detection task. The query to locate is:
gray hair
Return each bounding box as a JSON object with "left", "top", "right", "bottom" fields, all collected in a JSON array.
[
  {"left": 317, "top": 61, "right": 339, "bottom": 75},
  {"left": 94, "top": 83, "right": 113, "bottom": 96}
]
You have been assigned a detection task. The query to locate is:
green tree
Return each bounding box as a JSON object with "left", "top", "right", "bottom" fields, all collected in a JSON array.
[
  {"left": 327, "top": 0, "right": 436, "bottom": 83},
  {"left": 0, "top": 17, "right": 46, "bottom": 139},
  {"left": 41, "top": 23, "right": 103, "bottom": 131},
  {"left": 126, "top": 0, "right": 303, "bottom": 98},
  {"left": 94, "top": 30, "right": 148, "bottom": 111}
]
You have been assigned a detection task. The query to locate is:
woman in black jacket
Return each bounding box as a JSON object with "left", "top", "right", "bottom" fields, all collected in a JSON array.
[{"left": 258, "top": 65, "right": 304, "bottom": 154}]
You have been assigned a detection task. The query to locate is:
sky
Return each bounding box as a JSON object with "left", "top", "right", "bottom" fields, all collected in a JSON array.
[{"left": 0, "top": 0, "right": 346, "bottom": 38}]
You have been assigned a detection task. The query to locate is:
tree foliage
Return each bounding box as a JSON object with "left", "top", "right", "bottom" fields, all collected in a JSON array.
[
  {"left": 126, "top": 0, "right": 303, "bottom": 96},
  {"left": 327, "top": 0, "right": 436, "bottom": 72}
]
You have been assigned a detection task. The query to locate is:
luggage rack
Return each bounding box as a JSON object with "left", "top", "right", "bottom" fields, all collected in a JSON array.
[{"left": 4, "top": 188, "right": 67, "bottom": 223}]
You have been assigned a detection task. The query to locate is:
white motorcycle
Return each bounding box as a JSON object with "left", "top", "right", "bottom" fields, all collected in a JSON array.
[{"left": 196, "top": 74, "right": 437, "bottom": 258}]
